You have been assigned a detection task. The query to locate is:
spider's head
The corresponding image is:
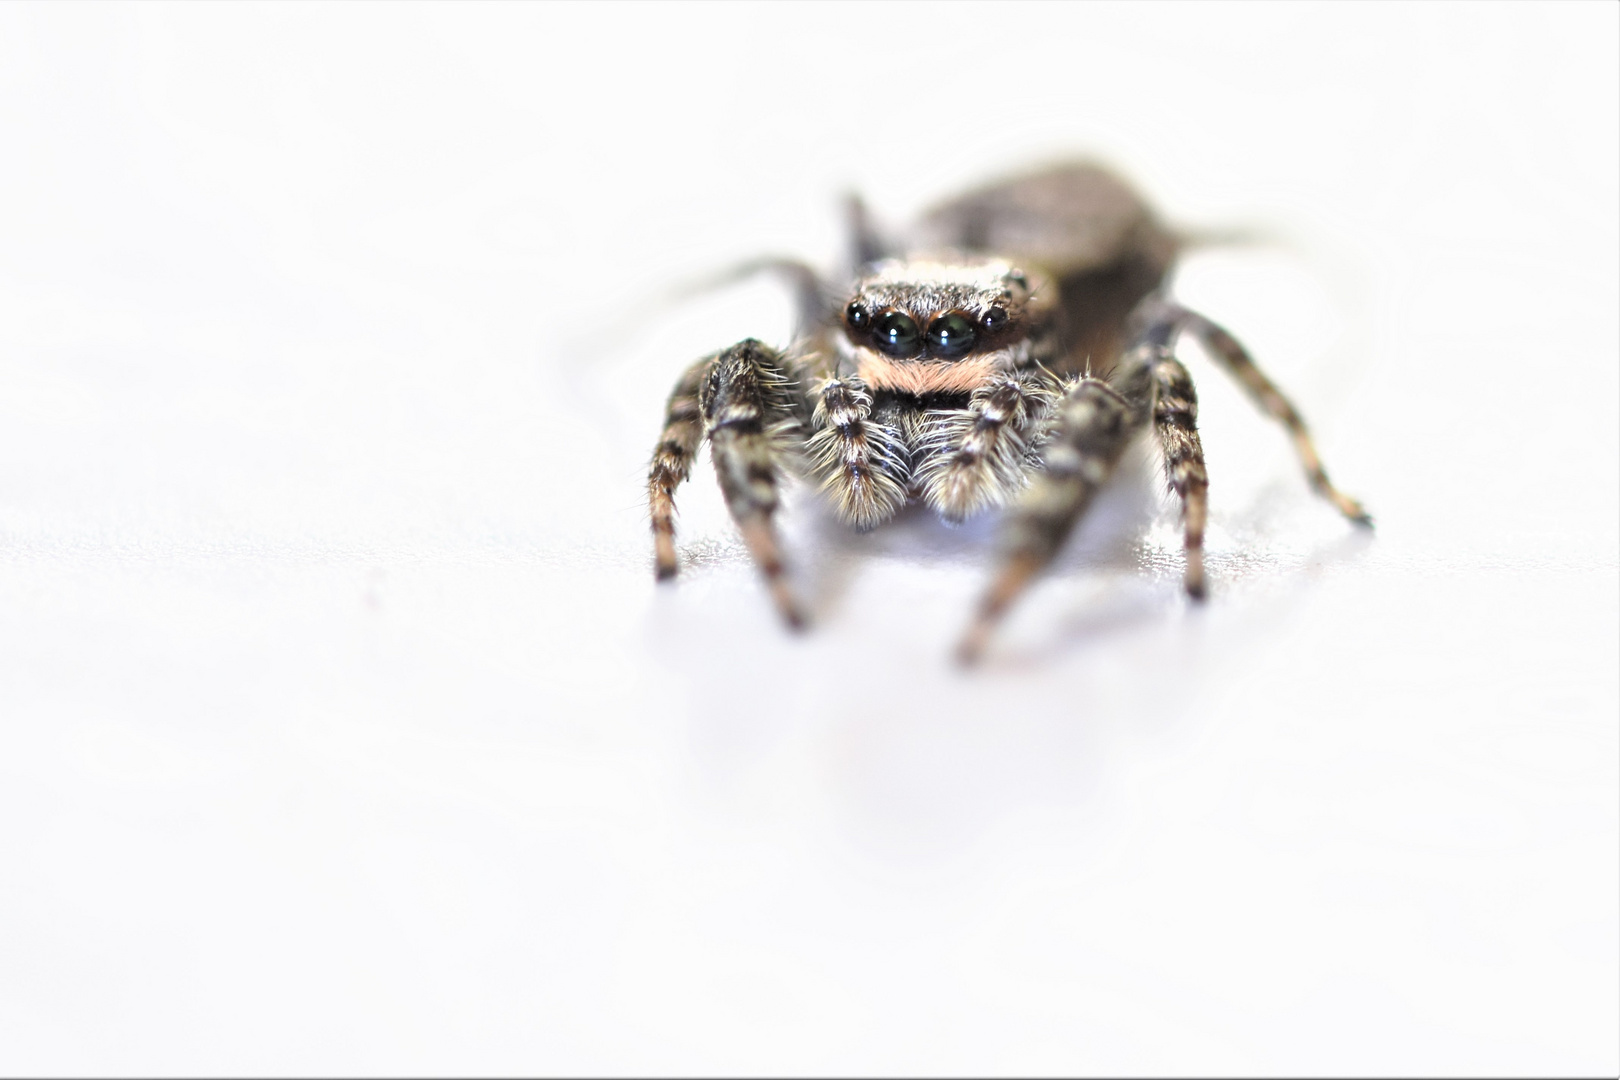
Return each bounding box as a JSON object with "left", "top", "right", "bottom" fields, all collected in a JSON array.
[{"left": 837, "top": 258, "right": 1051, "bottom": 395}]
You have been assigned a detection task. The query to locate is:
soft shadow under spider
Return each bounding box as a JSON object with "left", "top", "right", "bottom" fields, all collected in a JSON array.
[
  {"left": 1000, "top": 518, "right": 1376, "bottom": 670},
  {"left": 791, "top": 501, "right": 979, "bottom": 624}
]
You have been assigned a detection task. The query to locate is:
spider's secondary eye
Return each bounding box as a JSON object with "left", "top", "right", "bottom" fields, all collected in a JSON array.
[
  {"left": 980, "top": 306, "right": 1008, "bottom": 333},
  {"left": 926, "top": 312, "right": 977, "bottom": 358},
  {"left": 845, "top": 301, "right": 871, "bottom": 330},
  {"left": 871, "top": 310, "right": 921, "bottom": 357}
]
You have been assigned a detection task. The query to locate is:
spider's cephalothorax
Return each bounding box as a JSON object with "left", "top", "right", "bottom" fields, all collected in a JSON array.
[{"left": 646, "top": 163, "right": 1371, "bottom": 660}]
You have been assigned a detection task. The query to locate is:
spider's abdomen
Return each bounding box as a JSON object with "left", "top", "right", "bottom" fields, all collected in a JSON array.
[{"left": 910, "top": 162, "right": 1178, "bottom": 377}]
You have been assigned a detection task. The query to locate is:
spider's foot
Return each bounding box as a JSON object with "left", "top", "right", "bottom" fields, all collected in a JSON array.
[
  {"left": 738, "top": 519, "right": 808, "bottom": 632},
  {"left": 1184, "top": 548, "right": 1207, "bottom": 601},
  {"left": 1336, "top": 494, "right": 1375, "bottom": 529},
  {"left": 653, "top": 533, "right": 679, "bottom": 580},
  {"left": 1314, "top": 479, "right": 1374, "bottom": 529},
  {"left": 768, "top": 580, "right": 808, "bottom": 632}
]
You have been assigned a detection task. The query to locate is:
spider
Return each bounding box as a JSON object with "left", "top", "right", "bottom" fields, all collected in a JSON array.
[{"left": 646, "top": 162, "right": 1371, "bottom": 663}]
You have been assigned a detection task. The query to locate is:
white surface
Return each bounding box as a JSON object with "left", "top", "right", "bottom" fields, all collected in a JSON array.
[{"left": 1, "top": 3, "right": 1616, "bottom": 1075}]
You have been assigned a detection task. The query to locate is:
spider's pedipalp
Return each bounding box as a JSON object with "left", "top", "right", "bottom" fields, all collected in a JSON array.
[
  {"left": 806, "top": 376, "right": 910, "bottom": 530},
  {"left": 915, "top": 369, "right": 1060, "bottom": 522}
]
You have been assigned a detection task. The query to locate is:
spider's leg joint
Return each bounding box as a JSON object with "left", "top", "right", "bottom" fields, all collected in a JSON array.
[{"left": 699, "top": 339, "right": 812, "bottom": 628}]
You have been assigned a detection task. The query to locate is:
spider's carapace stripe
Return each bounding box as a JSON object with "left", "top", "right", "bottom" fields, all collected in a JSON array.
[{"left": 855, "top": 352, "right": 998, "bottom": 395}]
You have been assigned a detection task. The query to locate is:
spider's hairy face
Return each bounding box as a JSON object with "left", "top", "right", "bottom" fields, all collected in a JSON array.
[{"left": 837, "top": 258, "right": 1051, "bottom": 395}]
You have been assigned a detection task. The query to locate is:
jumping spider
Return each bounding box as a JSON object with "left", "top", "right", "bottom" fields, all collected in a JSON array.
[{"left": 647, "top": 163, "right": 1371, "bottom": 662}]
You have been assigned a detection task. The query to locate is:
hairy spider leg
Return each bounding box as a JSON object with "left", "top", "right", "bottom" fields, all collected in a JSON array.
[
  {"left": 1150, "top": 352, "right": 1211, "bottom": 600},
  {"left": 806, "top": 376, "right": 911, "bottom": 530},
  {"left": 648, "top": 355, "right": 712, "bottom": 580},
  {"left": 681, "top": 257, "right": 831, "bottom": 339},
  {"left": 1172, "top": 305, "right": 1372, "bottom": 527},
  {"left": 956, "top": 362, "right": 1154, "bottom": 665},
  {"left": 959, "top": 296, "right": 1373, "bottom": 661},
  {"left": 843, "top": 193, "right": 893, "bottom": 271},
  {"left": 697, "top": 339, "right": 809, "bottom": 628},
  {"left": 914, "top": 370, "right": 1062, "bottom": 523}
]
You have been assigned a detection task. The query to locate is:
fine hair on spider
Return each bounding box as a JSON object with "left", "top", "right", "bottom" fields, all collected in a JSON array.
[{"left": 646, "top": 162, "right": 1371, "bottom": 663}]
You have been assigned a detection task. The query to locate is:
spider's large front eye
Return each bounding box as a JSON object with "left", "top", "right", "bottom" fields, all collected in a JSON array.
[
  {"left": 871, "top": 310, "right": 921, "bottom": 357},
  {"left": 926, "top": 312, "right": 977, "bottom": 358}
]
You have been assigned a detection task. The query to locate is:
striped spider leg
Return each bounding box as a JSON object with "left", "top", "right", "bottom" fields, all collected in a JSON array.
[{"left": 958, "top": 300, "right": 1370, "bottom": 663}]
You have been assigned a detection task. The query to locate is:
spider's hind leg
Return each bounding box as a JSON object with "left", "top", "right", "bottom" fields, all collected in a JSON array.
[
  {"left": 843, "top": 192, "right": 894, "bottom": 271},
  {"left": 1172, "top": 304, "right": 1371, "bottom": 526}
]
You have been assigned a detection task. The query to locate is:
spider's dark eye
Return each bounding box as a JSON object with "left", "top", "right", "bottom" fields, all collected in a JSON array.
[
  {"left": 845, "top": 301, "right": 871, "bottom": 330},
  {"left": 926, "top": 312, "right": 977, "bottom": 358},
  {"left": 980, "top": 306, "right": 1009, "bottom": 334},
  {"left": 871, "top": 310, "right": 921, "bottom": 357}
]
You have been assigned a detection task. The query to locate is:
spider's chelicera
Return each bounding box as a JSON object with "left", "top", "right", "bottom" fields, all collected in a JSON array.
[{"left": 647, "top": 163, "right": 1371, "bottom": 662}]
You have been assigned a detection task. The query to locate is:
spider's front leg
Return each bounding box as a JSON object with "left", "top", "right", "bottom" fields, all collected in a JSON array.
[
  {"left": 956, "top": 360, "right": 1154, "bottom": 664},
  {"left": 648, "top": 338, "right": 809, "bottom": 628},
  {"left": 649, "top": 354, "right": 711, "bottom": 580}
]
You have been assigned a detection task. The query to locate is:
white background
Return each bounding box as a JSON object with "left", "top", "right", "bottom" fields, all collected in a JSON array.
[{"left": 1, "top": 2, "right": 1615, "bottom": 1074}]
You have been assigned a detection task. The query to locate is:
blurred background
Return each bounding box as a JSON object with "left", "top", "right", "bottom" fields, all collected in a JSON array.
[{"left": 0, "top": 2, "right": 1615, "bottom": 1073}]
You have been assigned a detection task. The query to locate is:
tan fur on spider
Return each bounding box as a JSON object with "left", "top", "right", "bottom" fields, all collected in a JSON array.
[{"left": 853, "top": 350, "right": 999, "bottom": 395}]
